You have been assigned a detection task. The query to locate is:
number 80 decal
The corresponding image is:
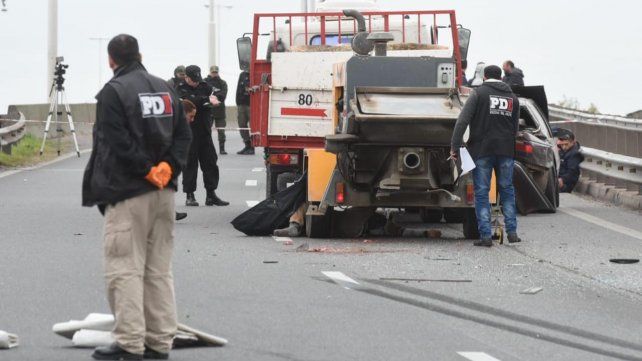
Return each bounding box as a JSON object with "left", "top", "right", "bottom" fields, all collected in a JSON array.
[{"left": 298, "top": 93, "right": 313, "bottom": 106}]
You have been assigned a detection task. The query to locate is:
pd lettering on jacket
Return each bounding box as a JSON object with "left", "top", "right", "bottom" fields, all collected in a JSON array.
[
  {"left": 139, "top": 92, "right": 174, "bottom": 118},
  {"left": 489, "top": 95, "right": 513, "bottom": 116}
]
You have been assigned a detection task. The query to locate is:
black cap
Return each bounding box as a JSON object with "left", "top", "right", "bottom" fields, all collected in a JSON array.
[
  {"left": 484, "top": 65, "right": 502, "bottom": 80},
  {"left": 185, "top": 65, "right": 202, "bottom": 82}
]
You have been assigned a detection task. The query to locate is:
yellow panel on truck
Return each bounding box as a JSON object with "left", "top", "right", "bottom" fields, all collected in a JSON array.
[{"left": 306, "top": 149, "right": 337, "bottom": 202}]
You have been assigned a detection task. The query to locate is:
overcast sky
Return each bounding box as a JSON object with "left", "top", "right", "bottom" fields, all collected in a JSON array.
[{"left": 1, "top": 0, "right": 640, "bottom": 116}]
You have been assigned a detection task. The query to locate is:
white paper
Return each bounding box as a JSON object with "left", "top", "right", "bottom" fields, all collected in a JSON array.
[{"left": 460, "top": 147, "right": 476, "bottom": 175}]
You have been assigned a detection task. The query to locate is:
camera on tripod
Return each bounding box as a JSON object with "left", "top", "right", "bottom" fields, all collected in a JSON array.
[{"left": 53, "top": 56, "right": 69, "bottom": 88}]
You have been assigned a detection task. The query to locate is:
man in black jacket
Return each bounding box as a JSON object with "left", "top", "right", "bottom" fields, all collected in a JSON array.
[
  {"left": 556, "top": 129, "right": 584, "bottom": 192},
  {"left": 205, "top": 65, "right": 228, "bottom": 154},
  {"left": 502, "top": 60, "right": 525, "bottom": 86},
  {"left": 82, "top": 34, "right": 192, "bottom": 360},
  {"left": 451, "top": 65, "right": 521, "bottom": 247},
  {"left": 236, "top": 70, "right": 254, "bottom": 155},
  {"left": 178, "top": 65, "right": 229, "bottom": 207}
]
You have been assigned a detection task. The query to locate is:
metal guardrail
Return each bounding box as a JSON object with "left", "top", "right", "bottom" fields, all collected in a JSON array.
[
  {"left": 549, "top": 105, "right": 642, "bottom": 196},
  {"left": 580, "top": 147, "right": 642, "bottom": 194},
  {"left": 0, "top": 112, "right": 26, "bottom": 155}
]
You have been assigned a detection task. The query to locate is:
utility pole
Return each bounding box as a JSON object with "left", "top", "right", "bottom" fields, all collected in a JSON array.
[
  {"left": 208, "top": 0, "right": 216, "bottom": 68},
  {"left": 89, "top": 37, "right": 109, "bottom": 89},
  {"left": 47, "top": 0, "right": 58, "bottom": 97}
]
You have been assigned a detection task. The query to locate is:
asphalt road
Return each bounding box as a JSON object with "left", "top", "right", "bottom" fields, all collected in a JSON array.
[{"left": 0, "top": 133, "right": 641, "bottom": 361}]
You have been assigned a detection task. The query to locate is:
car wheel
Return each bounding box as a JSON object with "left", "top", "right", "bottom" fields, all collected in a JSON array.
[
  {"left": 419, "top": 208, "right": 443, "bottom": 223},
  {"left": 462, "top": 208, "right": 480, "bottom": 239}
]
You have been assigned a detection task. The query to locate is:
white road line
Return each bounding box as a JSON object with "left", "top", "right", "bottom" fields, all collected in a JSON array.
[
  {"left": 0, "top": 149, "right": 91, "bottom": 179},
  {"left": 246, "top": 200, "right": 260, "bottom": 207},
  {"left": 245, "top": 179, "right": 258, "bottom": 187},
  {"left": 559, "top": 207, "right": 642, "bottom": 241},
  {"left": 457, "top": 352, "right": 502, "bottom": 361},
  {"left": 322, "top": 271, "right": 360, "bottom": 285},
  {"left": 252, "top": 167, "right": 264, "bottom": 172},
  {"left": 272, "top": 236, "right": 292, "bottom": 243}
]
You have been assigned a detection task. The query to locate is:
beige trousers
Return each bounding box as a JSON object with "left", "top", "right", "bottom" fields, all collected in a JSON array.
[{"left": 103, "top": 189, "right": 177, "bottom": 355}]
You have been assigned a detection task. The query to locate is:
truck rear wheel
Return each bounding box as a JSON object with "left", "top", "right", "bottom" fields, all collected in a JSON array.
[
  {"left": 419, "top": 208, "right": 443, "bottom": 223},
  {"left": 443, "top": 208, "right": 464, "bottom": 223},
  {"left": 462, "top": 208, "right": 480, "bottom": 239},
  {"left": 306, "top": 210, "right": 333, "bottom": 238}
]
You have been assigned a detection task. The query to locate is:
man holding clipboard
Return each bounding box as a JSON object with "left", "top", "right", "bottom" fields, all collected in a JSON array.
[{"left": 450, "top": 65, "right": 521, "bottom": 247}]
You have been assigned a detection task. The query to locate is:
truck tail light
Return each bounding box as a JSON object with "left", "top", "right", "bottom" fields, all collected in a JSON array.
[
  {"left": 268, "top": 154, "right": 299, "bottom": 165},
  {"left": 336, "top": 182, "right": 345, "bottom": 204},
  {"left": 515, "top": 142, "right": 533, "bottom": 154},
  {"left": 466, "top": 183, "right": 474, "bottom": 205}
]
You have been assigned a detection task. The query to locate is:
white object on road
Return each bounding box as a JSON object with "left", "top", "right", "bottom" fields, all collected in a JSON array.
[
  {"left": 52, "top": 313, "right": 114, "bottom": 339},
  {"left": 520, "top": 286, "right": 543, "bottom": 295},
  {"left": 0, "top": 330, "right": 19, "bottom": 349},
  {"left": 459, "top": 147, "right": 475, "bottom": 175},
  {"left": 458, "top": 352, "right": 502, "bottom": 361},
  {"left": 245, "top": 179, "right": 258, "bottom": 187},
  {"left": 71, "top": 329, "right": 113, "bottom": 348}
]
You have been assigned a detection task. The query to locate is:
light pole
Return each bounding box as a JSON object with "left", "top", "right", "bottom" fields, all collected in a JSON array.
[
  {"left": 47, "top": 0, "right": 58, "bottom": 96},
  {"left": 89, "top": 37, "right": 109, "bottom": 89},
  {"left": 206, "top": 1, "right": 233, "bottom": 68}
]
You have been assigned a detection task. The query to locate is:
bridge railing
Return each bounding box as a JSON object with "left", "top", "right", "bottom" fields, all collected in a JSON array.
[
  {"left": 549, "top": 105, "right": 642, "bottom": 196},
  {"left": 0, "top": 112, "right": 26, "bottom": 155}
]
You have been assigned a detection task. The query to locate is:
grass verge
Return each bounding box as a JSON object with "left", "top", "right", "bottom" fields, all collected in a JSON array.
[{"left": 0, "top": 134, "right": 71, "bottom": 168}]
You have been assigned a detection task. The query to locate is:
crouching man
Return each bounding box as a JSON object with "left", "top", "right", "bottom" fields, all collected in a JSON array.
[{"left": 82, "top": 34, "right": 192, "bottom": 360}]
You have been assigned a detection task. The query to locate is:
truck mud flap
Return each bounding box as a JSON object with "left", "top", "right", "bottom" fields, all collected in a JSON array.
[{"left": 513, "top": 161, "right": 554, "bottom": 215}]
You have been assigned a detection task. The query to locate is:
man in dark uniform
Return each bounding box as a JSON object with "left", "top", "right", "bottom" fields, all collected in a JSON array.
[
  {"left": 451, "top": 65, "right": 521, "bottom": 247},
  {"left": 166, "top": 65, "right": 185, "bottom": 89},
  {"left": 205, "top": 65, "right": 228, "bottom": 155},
  {"left": 82, "top": 34, "right": 192, "bottom": 360},
  {"left": 178, "top": 65, "right": 229, "bottom": 207},
  {"left": 236, "top": 70, "right": 254, "bottom": 155},
  {"left": 556, "top": 129, "right": 584, "bottom": 193}
]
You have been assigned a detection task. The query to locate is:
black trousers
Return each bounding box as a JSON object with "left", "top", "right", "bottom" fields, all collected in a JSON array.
[{"left": 182, "top": 131, "right": 219, "bottom": 193}]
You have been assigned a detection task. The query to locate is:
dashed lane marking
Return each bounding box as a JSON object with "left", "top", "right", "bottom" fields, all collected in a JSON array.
[
  {"left": 252, "top": 167, "right": 264, "bottom": 172},
  {"left": 246, "top": 200, "right": 259, "bottom": 207},
  {"left": 559, "top": 207, "right": 642, "bottom": 241},
  {"left": 457, "top": 352, "right": 502, "bottom": 361},
  {"left": 245, "top": 179, "right": 258, "bottom": 187},
  {"left": 322, "top": 271, "right": 360, "bottom": 289}
]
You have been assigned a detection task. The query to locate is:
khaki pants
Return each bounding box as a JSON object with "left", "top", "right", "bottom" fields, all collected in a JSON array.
[{"left": 103, "top": 189, "right": 177, "bottom": 355}]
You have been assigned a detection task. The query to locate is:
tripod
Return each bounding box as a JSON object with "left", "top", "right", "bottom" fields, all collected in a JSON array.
[{"left": 39, "top": 66, "right": 81, "bottom": 157}]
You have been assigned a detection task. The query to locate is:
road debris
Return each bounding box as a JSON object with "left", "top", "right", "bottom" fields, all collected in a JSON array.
[
  {"left": 507, "top": 263, "right": 526, "bottom": 267},
  {"left": 53, "top": 314, "right": 227, "bottom": 348},
  {"left": 520, "top": 286, "right": 543, "bottom": 294},
  {"left": 263, "top": 261, "right": 279, "bottom": 264},
  {"left": 283, "top": 240, "right": 293, "bottom": 245},
  {"left": 609, "top": 259, "right": 639, "bottom": 264},
  {"left": 0, "top": 330, "right": 19, "bottom": 349},
  {"left": 295, "top": 243, "right": 310, "bottom": 252},
  {"left": 380, "top": 277, "right": 472, "bottom": 283}
]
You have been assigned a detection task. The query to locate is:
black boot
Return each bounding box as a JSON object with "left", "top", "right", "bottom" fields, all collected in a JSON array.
[
  {"left": 473, "top": 237, "right": 493, "bottom": 247},
  {"left": 92, "top": 343, "right": 142, "bottom": 360},
  {"left": 143, "top": 346, "right": 169, "bottom": 360},
  {"left": 175, "top": 212, "right": 187, "bottom": 221},
  {"left": 185, "top": 193, "right": 199, "bottom": 207},
  {"left": 219, "top": 141, "right": 227, "bottom": 155},
  {"left": 205, "top": 190, "right": 229, "bottom": 206}
]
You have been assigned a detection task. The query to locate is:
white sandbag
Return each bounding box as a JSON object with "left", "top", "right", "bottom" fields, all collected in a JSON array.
[
  {"left": 53, "top": 313, "right": 114, "bottom": 339},
  {"left": 71, "top": 329, "right": 114, "bottom": 348},
  {"left": 0, "top": 330, "right": 19, "bottom": 349}
]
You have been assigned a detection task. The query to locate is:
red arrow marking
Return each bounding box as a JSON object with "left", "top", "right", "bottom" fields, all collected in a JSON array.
[{"left": 281, "top": 107, "right": 327, "bottom": 117}]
